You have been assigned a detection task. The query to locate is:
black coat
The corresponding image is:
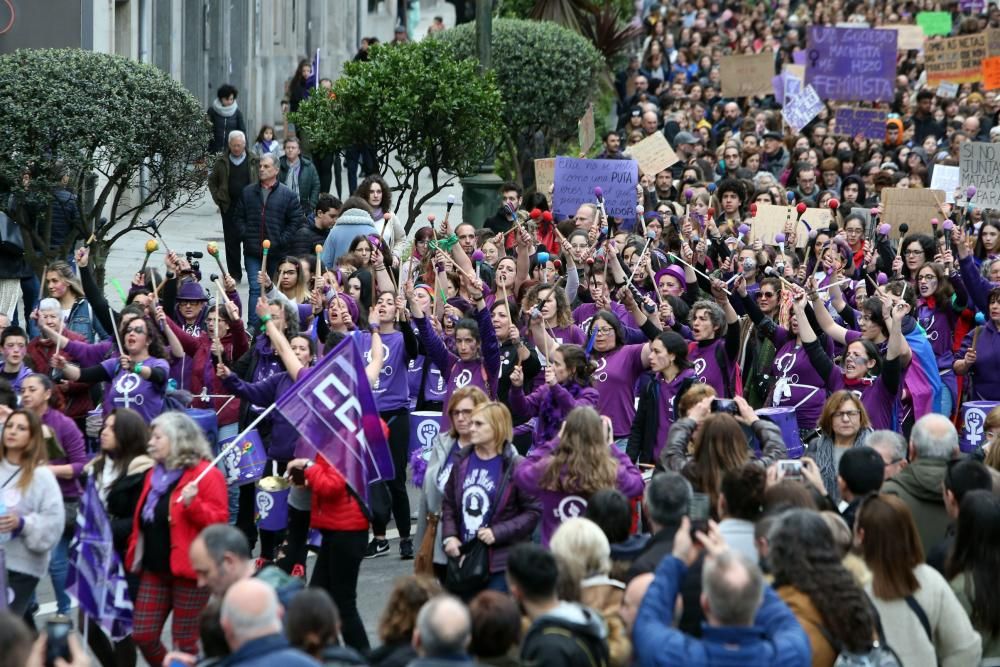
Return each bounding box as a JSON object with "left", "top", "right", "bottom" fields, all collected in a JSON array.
[
  {"left": 235, "top": 181, "right": 305, "bottom": 262},
  {"left": 207, "top": 106, "right": 247, "bottom": 153},
  {"left": 287, "top": 215, "right": 331, "bottom": 259},
  {"left": 105, "top": 460, "right": 154, "bottom": 558}
]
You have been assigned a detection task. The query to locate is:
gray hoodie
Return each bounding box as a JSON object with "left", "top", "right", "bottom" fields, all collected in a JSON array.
[{"left": 521, "top": 602, "right": 609, "bottom": 667}]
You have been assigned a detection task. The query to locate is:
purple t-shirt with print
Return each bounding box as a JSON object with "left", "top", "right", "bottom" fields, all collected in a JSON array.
[
  {"left": 654, "top": 368, "right": 697, "bottom": 460},
  {"left": 769, "top": 340, "right": 827, "bottom": 431},
  {"left": 545, "top": 325, "right": 587, "bottom": 347},
  {"left": 460, "top": 452, "right": 503, "bottom": 542},
  {"left": 826, "top": 369, "right": 896, "bottom": 430},
  {"left": 360, "top": 331, "right": 410, "bottom": 412},
  {"left": 591, "top": 344, "right": 646, "bottom": 438},
  {"left": 99, "top": 357, "right": 170, "bottom": 423},
  {"left": 689, "top": 338, "right": 729, "bottom": 397}
]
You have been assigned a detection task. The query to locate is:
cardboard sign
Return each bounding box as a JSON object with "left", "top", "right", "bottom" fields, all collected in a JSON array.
[
  {"left": 984, "top": 55, "right": 1000, "bottom": 91},
  {"left": 806, "top": 26, "right": 897, "bottom": 101},
  {"left": 749, "top": 203, "right": 832, "bottom": 248},
  {"left": 917, "top": 11, "right": 953, "bottom": 37},
  {"left": 552, "top": 157, "right": 639, "bottom": 225},
  {"left": 720, "top": 52, "right": 776, "bottom": 97},
  {"left": 627, "top": 132, "right": 679, "bottom": 177},
  {"left": 834, "top": 108, "right": 887, "bottom": 140},
  {"left": 924, "top": 31, "right": 997, "bottom": 85},
  {"left": 960, "top": 142, "right": 1000, "bottom": 209},
  {"left": 930, "top": 164, "right": 961, "bottom": 202},
  {"left": 937, "top": 81, "right": 961, "bottom": 98},
  {"left": 879, "top": 24, "right": 927, "bottom": 51},
  {"left": 578, "top": 104, "right": 595, "bottom": 155},
  {"left": 534, "top": 158, "right": 555, "bottom": 196},
  {"left": 782, "top": 85, "right": 824, "bottom": 133},
  {"left": 881, "top": 188, "right": 947, "bottom": 237}
]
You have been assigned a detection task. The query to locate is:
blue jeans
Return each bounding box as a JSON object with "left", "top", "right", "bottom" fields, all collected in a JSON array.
[
  {"left": 245, "top": 254, "right": 263, "bottom": 330},
  {"left": 49, "top": 533, "right": 72, "bottom": 615},
  {"left": 216, "top": 423, "right": 241, "bottom": 525}
]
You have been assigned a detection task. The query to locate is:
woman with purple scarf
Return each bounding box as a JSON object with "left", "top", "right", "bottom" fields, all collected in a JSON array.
[
  {"left": 125, "top": 411, "right": 228, "bottom": 666},
  {"left": 508, "top": 344, "right": 599, "bottom": 451}
]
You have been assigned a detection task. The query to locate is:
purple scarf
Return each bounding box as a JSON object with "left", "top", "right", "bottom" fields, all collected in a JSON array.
[{"left": 141, "top": 464, "right": 183, "bottom": 524}]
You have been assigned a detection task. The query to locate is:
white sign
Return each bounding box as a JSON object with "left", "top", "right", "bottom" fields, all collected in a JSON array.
[{"left": 930, "top": 165, "right": 961, "bottom": 203}]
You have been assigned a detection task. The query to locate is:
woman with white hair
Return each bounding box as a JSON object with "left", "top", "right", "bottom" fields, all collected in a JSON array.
[
  {"left": 125, "top": 411, "right": 229, "bottom": 666},
  {"left": 44, "top": 260, "right": 107, "bottom": 342},
  {"left": 26, "top": 298, "right": 93, "bottom": 421}
]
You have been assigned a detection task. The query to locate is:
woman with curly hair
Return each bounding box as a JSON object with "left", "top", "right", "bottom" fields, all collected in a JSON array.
[
  {"left": 769, "top": 509, "right": 879, "bottom": 667},
  {"left": 514, "top": 406, "right": 644, "bottom": 546},
  {"left": 368, "top": 575, "right": 443, "bottom": 667},
  {"left": 355, "top": 175, "right": 407, "bottom": 263},
  {"left": 508, "top": 344, "right": 599, "bottom": 450},
  {"left": 524, "top": 283, "right": 586, "bottom": 347}
]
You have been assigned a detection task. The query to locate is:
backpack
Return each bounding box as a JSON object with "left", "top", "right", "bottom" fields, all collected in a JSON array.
[{"left": 817, "top": 606, "right": 904, "bottom": 667}]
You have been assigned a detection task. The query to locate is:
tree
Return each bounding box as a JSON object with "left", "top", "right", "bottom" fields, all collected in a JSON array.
[
  {"left": 0, "top": 49, "right": 211, "bottom": 286},
  {"left": 438, "top": 18, "right": 603, "bottom": 187},
  {"left": 290, "top": 39, "right": 504, "bottom": 231}
]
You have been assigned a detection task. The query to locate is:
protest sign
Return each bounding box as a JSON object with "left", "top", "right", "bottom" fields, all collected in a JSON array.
[
  {"left": 917, "top": 11, "right": 952, "bottom": 36},
  {"left": 879, "top": 24, "right": 926, "bottom": 51},
  {"left": 924, "top": 31, "right": 997, "bottom": 85},
  {"left": 552, "top": 157, "right": 639, "bottom": 226},
  {"left": 534, "top": 158, "right": 555, "bottom": 196},
  {"left": 782, "top": 84, "right": 823, "bottom": 133},
  {"left": 937, "top": 81, "right": 960, "bottom": 98},
  {"left": 930, "top": 164, "right": 961, "bottom": 202},
  {"left": 275, "top": 336, "right": 396, "bottom": 504},
  {"left": 806, "top": 26, "right": 896, "bottom": 101},
  {"left": 961, "top": 0, "right": 986, "bottom": 11},
  {"left": 773, "top": 74, "right": 786, "bottom": 104},
  {"left": 960, "top": 141, "right": 1000, "bottom": 209},
  {"left": 881, "top": 188, "right": 947, "bottom": 236},
  {"left": 578, "top": 103, "right": 595, "bottom": 154},
  {"left": 721, "top": 52, "right": 775, "bottom": 97},
  {"left": 835, "top": 108, "right": 887, "bottom": 140},
  {"left": 627, "top": 132, "right": 679, "bottom": 176},
  {"left": 783, "top": 65, "right": 804, "bottom": 102},
  {"left": 984, "top": 56, "right": 1000, "bottom": 90},
  {"left": 749, "top": 204, "right": 824, "bottom": 248}
]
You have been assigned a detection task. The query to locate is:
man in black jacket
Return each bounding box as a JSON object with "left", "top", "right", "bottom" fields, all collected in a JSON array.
[
  {"left": 508, "top": 544, "right": 610, "bottom": 667},
  {"left": 235, "top": 155, "right": 305, "bottom": 328},
  {"left": 288, "top": 194, "right": 341, "bottom": 260},
  {"left": 626, "top": 470, "right": 690, "bottom": 581}
]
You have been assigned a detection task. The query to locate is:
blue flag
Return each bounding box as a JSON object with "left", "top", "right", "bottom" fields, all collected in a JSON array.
[
  {"left": 275, "top": 336, "right": 395, "bottom": 506},
  {"left": 67, "top": 480, "right": 133, "bottom": 641}
]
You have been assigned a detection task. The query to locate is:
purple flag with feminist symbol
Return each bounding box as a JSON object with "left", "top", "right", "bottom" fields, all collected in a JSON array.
[
  {"left": 67, "top": 480, "right": 133, "bottom": 641},
  {"left": 276, "top": 336, "right": 394, "bottom": 505}
]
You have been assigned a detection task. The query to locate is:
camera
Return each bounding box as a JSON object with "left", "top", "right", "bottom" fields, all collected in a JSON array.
[
  {"left": 777, "top": 459, "right": 803, "bottom": 481},
  {"left": 184, "top": 251, "right": 203, "bottom": 281},
  {"left": 711, "top": 398, "right": 739, "bottom": 415}
]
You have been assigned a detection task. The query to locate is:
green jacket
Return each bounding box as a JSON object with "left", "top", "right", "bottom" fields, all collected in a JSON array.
[
  {"left": 278, "top": 155, "right": 320, "bottom": 213},
  {"left": 882, "top": 458, "right": 950, "bottom": 555}
]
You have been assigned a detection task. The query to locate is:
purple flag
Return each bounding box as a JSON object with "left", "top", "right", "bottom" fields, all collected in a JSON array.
[
  {"left": 276, "top": 336, "right": 395, "bottom": 504},
  {"left": 305, "top": 48, "right": 320, "bottom": 89},
  {"left": 67, "top": 480, "right": 133, "bottom": 641}
]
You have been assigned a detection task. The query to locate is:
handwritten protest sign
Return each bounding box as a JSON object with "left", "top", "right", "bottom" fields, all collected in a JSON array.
[
  {"left": 930, "top": 165, "right": 961, "bottom": 203},
  {"left": 960, "top": 142, "right": 1000, "bottom": 209},
  {"left": 835, "top": 108, "right": 886, "bottom": 140},
  {"left": 924, "top": 31, "right": 998, "bottom": 85},
  {"left": 721, "top": 52, "right": 775, "bottom": 97},
  {"left": 917, "top": 11, "right": 952, "bottom": 37},
  {"left": 552, "top": 157, "right": 638, "bottom": 226},
  {"left": 984, "top": 56, "right": 1000, "bottom": 91},
  {"left": 937, "top": 81, "right": 960, "bottom": 98},
  {"left": 783, "top": 65, "right": 804, "bottom": 103},
  {"left": 782, "top": 85, "right": 823, "bottom": 133},
  {"left": 879, "top": 24, "right": 926, "bottom": 51},
  {"left": 806, "top": 27, "right": 896, "bottom": 101},
  {"left": 750, "top": 204, "right": 829, "bottom": 248},
  {"left": 881, "top": 188, "right": 946, "bottom": 237},
  {"left": 578, "top": 104, "right": 595, "bottom": 154},
  {"left": 534, "top": 158, "right": 555, "bottom": 196},
  {"left": 627, "top": 132, "right": 679, "bottom": 176}
]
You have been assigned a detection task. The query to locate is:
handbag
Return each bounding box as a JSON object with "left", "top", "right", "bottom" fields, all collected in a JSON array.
[
  {"left": 414, "top": 512, "right": 439, "bottom": 576},
  {"left": 0, "top": 211, "right": 23, "bottom": 257},
  {"left": 444, "top": 455, "right": 514, "bottom": 597}
]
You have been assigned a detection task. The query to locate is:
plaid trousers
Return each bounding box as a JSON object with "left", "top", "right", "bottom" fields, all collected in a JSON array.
[{"left": 133, "top": 570, "right": 209, "bottom": 666}]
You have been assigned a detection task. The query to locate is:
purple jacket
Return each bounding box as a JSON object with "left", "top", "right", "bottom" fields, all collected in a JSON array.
[
  {"left": 41, "top": 408, "right": 87, "bottom": 500},
  {"left": 513, "top": 437, "right": 645, "bottom": 546},
  {"left": 440, "top": 443, "right": 541, "bottom": 574},
  {"left": 223, "top": 371, "right": 298, "bottom": 461},
  {"left": 508, "top": 381, "right": 600, "bottom": 448}
]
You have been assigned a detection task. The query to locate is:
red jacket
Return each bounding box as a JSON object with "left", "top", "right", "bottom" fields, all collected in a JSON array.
[
  {"left": 166, "top": 318, "right": 249, "bottom": 427},
  {"left": 27, "top": 333, "right": 94, "bottom": 420},
  {"left": 305, "top": 457, "right": 368, "bottom": 532},
  {"left": 126, "top": 460, "right": 229, "bottom": 580}
]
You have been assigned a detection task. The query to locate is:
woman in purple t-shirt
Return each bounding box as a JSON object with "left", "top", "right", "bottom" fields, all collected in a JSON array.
[
  {"left": 523, "top": 284, "right": 586, "bottom": 349},
  {"left": 513, "top": 406, "right": 644, "bottom": 546},
  {"left": 688, "top": 284, "right": 741, "bottom": 399}
]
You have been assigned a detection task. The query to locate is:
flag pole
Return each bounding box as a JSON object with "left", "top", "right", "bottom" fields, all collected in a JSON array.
[{"left": 182, "top": 403, "right": 279, "bottom": 493}]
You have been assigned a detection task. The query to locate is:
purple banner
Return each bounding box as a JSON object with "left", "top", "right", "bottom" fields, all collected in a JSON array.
[
  {"left": 552, "top": 157, "right": 639, "bottom": 228},
  {"left": 834, "top": 108, "right": 887, "bottom": 140},
  {"left": 806, "top": 26, "right": 897, "bottom": 101},
  {"left": 67, "top": 480, "right": 133, "bottom": 641},
  {"left": 276, "top": 336, "right": 394, "bottom": 504},
  {"left": 961, "top": 0, "right": 985, "bottom": 12}
]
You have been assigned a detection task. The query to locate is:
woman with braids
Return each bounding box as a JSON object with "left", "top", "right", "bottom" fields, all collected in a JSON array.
[
  {"left": 508, "top": 344, "right": 599, "bottom": 451},
  {"left": 768, "top": 509, "right": 880, "bottom": 667},
  {"left": 513, "top": 406, "right": 644, "bottom": 546}
]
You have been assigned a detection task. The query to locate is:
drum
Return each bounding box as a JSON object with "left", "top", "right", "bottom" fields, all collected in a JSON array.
[
  {"left": 219, "top": 429, "right": 267, "bottom": 486},
  {"left": 256, "top": 476, "right": 290, "bottom": 531},
  {"left": 754, "top": 407, "right": 803, "bottom": 459},
  {"left": 960, "top": 401, "right": 1000, "bottom": 453},
  {"left": 186, "top": 408, "right": 219, "bottom": 451},
  {"left": 409, "top": 411, "right": 446, "bottom": 456}
]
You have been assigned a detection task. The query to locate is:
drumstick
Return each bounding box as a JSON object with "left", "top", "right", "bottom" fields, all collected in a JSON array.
[
  {"left": 214, "top": 279, "right": 229, "bottom": 304},
  {"left": 669, "top": 252, "right": 731, "bottom": 295}
]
